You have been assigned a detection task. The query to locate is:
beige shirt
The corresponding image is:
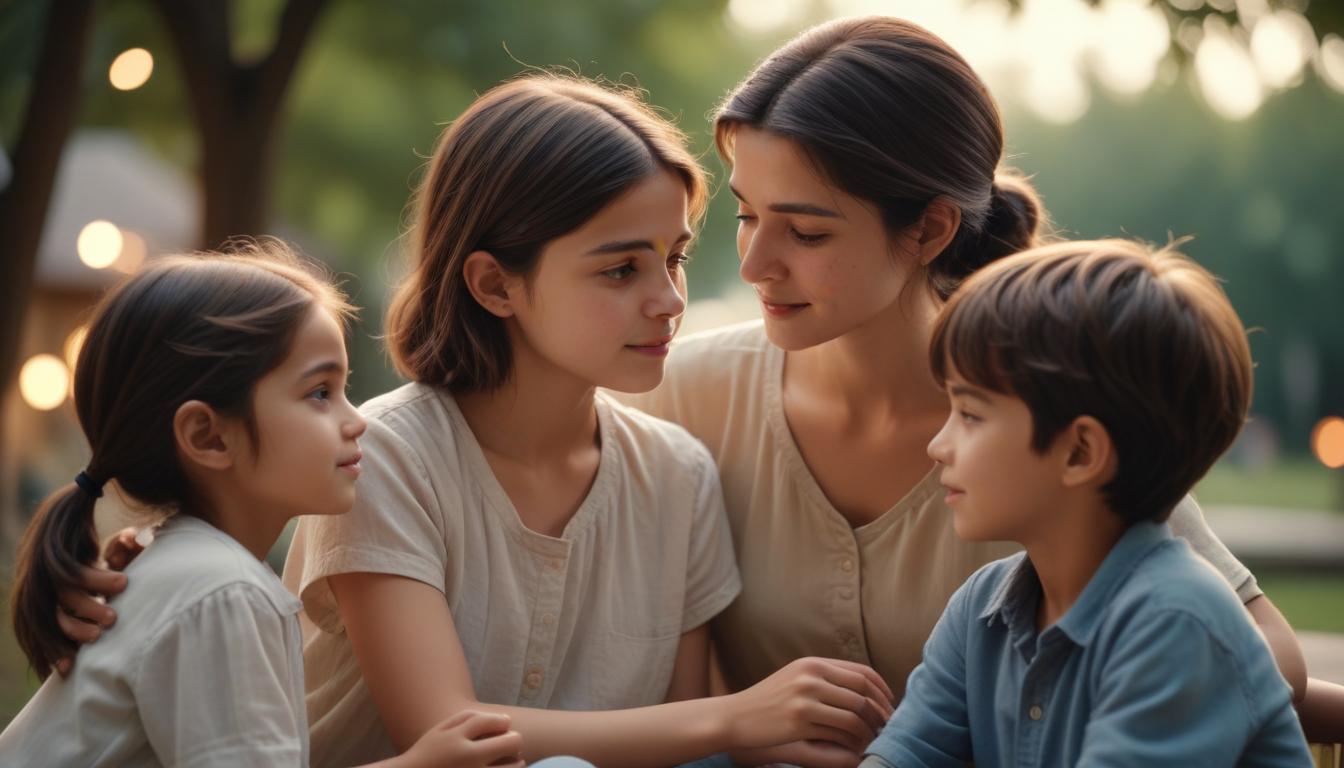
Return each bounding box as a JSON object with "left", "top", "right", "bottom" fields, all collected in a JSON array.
[
  {"left": 0, "top": 515, "right": 308, "bottom": 767},
  {"left": 616, "top": 320, "right": 1260, "bottom": 698},
  {"left": 283, "top": 383, "right": 740, "bottom": 768}
]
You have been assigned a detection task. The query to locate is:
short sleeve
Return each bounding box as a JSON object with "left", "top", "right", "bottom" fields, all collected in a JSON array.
[
  {"left": 284, "top": 414, "right": 450, "bottom": 634},
  {"left": 133, "top": 585, "right": 304, "bottom": 767},
  {"left": 1167, "top": 494, "right": 1262, "bottom": 603},
  {"left": 680, "top": 448, "right": 742, "bottom": 632}
]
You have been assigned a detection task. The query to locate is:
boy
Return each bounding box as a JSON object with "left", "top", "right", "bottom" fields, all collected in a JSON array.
[{"left": 863, "top": 240, "right": 1312, "bottom": 766}]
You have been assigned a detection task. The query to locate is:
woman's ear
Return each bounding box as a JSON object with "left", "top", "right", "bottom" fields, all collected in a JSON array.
[
  {"left": 463, "top": 250, "right": 517, "bottom": 318},
  {"left": 173, "top": 400, "right": 235, "bottom": 472},
  {"left": 1058, "top": 415, "right": 1118, "bottom": 489},
  {"left": 918, "top": 197, "right": 963, "bottom": 266}
]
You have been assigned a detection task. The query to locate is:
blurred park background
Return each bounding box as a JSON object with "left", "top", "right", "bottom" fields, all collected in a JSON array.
[{"left": 2, "top": 0, "right": 1343, "bottom": 722}]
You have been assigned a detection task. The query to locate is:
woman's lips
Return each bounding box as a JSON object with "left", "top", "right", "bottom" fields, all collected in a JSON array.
[
  {"left": 761, "top": 300, "right": 810, "bottom": 318},
  {"left": 626, "top": 335, "right": 674, "bottom": 357}
]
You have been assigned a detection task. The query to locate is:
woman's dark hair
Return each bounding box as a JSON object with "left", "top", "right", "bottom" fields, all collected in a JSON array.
[
  {"left": 715, "top": 16, "right": 1046, "bottom": 299},
  {"left": 386, "top": 74, "right": 709, "bottom": 391},
  {"left": 10, "top": 241, "right": 353, "bottom": 679}
]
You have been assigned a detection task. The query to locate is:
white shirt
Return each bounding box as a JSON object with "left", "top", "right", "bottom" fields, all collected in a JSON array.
[
  {"left": 0, "top": 515, "right": 308, "bottom": 767},
  {"left": 284, "top": 383, "right": 741, "bottom": 768}
]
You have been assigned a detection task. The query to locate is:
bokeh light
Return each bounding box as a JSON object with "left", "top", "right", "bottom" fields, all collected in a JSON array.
[
  {"left": 19, "top": 354, "right": 70, "bottom": 411},
  {"left": 114, "top": 230, "right": 148, "bottom": 273},
  {"left": 109, "top": 48, "right": 154, "bottom": 91},
  {"left": 77, "top": 220, "right": 123, "bottom": 269},
  {"left": 1311, "top": 416, "right": 1344, "bottom": 469},
  {"left": 1195, "top": 22, "right": 1264, "bottom": 120},
  {"left": 1251, "top": 11, "right": 1315, "bottom": 88},
  {"left": 1318, "top": 34, "right": 1344, "bottom": 94}
]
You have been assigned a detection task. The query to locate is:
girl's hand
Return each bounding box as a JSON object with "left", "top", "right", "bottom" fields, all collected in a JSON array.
[
  {"left": 725, "top": 657, "right": 895, "bottom": 754},
  {"left": 732, "top": 739, "right": 865, "bottom": 768},
  {"left": 395, "top": 710, "right": 523, "bottom": 768},
  {"left": 53, "top": 527, "right": 143, "bottom": 675}
]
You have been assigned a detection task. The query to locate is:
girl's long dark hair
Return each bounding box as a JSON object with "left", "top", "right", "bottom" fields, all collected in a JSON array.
[{"left": 10, "top": 241, "right": 352, "bottom": 679}]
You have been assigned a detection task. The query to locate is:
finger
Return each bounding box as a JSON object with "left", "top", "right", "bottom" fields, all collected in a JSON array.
[
  {"left": 792, "top": 740, "right": 864, "bottom": 768},
  {"left": 55, "top": 610, "right": 102, "bottom": 645},
  {"left": 461, "top": 711, "right": 513, "bottom": 740},
  {"left": 825, "top": 659, "right": 895, "bottom": 705},
  {"left": 103, "top": 529, "right": 142, "bottom": 571},
  {"left": 486, "top": 760, "right": 525, "bottom": 768},
  {"left": 817, "top": 663, "right": 894, "bottom": 721},
  {"left": 57, "top": 589, "right": 115, "bottom": 627},
  {"left": 73, "top": 564, "right": 127, "bottom": 597},
  {"left": 807, "top": 702, "right": 874, "bottom": 749},
  {"left": 470, "top": 730, "right": 524, "bottom": 763},
  {"left": 433, "top": 708, "right": 478, "bottom": 732},
  {"left": 814, "top": 682, "right": 884, "bottom": 735}
]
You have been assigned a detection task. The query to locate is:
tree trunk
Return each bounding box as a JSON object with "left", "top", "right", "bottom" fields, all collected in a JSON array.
[
  {"left": 151, "top": 0, "right": 326, "bottom": 249},
  {"left": 0, "top": 0, "right": 96, "bottom": 527}
]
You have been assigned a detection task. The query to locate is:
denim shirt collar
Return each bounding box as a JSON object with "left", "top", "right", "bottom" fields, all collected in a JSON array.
[{"left": 979, "top": 520, "right": 1173, "bottom": 648}]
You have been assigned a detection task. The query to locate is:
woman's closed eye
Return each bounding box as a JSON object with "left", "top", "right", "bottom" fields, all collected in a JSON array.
[
  {"left": 601, "top": 261, "right": 636, "bottom": 281},
  {"left": 789, "top": 227, "right": 829, "bottom": 245}
]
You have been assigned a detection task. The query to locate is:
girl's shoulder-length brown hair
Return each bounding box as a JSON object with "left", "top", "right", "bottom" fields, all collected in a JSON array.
[{"left": 385, "top": 74, "right": 709, "bottom": 392}]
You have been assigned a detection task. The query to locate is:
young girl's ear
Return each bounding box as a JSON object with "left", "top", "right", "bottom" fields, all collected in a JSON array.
[
  {"left": 173, "top": 401, "right": 235, "bottom": 472},
  {"left": 463, "top": 250, "right": 517, "bottom": 318},
  {"left": 1058, "top": 415, "right": 1117, "bottom": 489}
]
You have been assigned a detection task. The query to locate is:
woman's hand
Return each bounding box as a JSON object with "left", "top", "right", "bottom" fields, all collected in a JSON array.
[
  {"left": 725, "top": 657, "right": 895, "bottom": 753},
  {"left": 731, "top": 739, "right": 866, "bottom": 768},
  {"left": 53, "top": 527, "right": 144, "bottom": 675},
  {"left": 392, "top": 710, "right": 523, "bottom": 768}
]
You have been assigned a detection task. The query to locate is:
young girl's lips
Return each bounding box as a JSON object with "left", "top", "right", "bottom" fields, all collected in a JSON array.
[
  {"left": 338, "top": 453, "right": 363, "bottom": 477},
  {"left": 761, "top": 301, "right": 809, "bottom": 318},
  {"left": 626, "top": 342, "right": 670, "bottom": 357}
]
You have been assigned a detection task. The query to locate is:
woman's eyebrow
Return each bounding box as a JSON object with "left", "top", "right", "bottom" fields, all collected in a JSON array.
[{"left": 728, "top": 184, "right": 840, "bottom": 218}]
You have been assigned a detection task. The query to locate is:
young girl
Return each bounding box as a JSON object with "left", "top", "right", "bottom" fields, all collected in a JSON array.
[
  {"left": 0, "top": 246, "right": 527, "bottom": 768},
  {"left": 275, "top": 74, "right": 892, "bottom": 768}
]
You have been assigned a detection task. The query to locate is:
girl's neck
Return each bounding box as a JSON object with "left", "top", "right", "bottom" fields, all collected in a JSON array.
[
  {"left": 789, "top": 286, "right": 947, "bottom": 421},
  {"left": 184, "top": 496, "right": 287, "bottom": 563},
  {"left": 455, "top": 340, "right": 600, "bottom": 465}
]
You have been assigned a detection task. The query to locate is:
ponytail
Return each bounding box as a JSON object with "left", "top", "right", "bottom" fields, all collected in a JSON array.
[
  {"left": 931, "top": 169, "right": 1046, "bottom": 299},
  {"left": 10, "top": 481, "right": 101, "bottom": 680}
]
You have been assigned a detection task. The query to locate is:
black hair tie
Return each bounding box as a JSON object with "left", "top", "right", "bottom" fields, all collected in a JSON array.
[{"left": 74, "top": 471, "right": 105, "bottom": 499}]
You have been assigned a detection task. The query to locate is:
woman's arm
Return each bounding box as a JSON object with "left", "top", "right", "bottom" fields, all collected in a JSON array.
[
  {"left": 1245, "top": 594, "right": 1308, "bottom": 703},
  {"left": 330, "top": 572, "right": 894, "bottom": 768}
]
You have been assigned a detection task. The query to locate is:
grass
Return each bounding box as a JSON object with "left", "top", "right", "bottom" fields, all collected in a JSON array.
[
  {"left": 1196, "top": 457, "right": 1343, "bottom": 512},
  {"left": 1257, "top": 569, "right": 1344, "bottom": 635}
]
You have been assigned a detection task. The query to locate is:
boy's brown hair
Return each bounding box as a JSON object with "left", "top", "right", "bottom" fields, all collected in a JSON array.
[
  {"left": 930, "top": 239, "right": 1253, "bottom": 524},
  {"left": 386, "top": 74, "right": 709, "bottom": 392}
]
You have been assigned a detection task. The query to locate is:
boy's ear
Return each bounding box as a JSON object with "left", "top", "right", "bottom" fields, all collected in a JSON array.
[
  {"left": 463, "top": 251, "right": 518, "bottom": 318},
  {"left": 1058, "top": 415, "right": 1118, "bottom": 489},
  {"left": 173, "top": 400, "right": 236, "bottom": 472},
  {"left": 917, "top": 197, "right": 963, "bottom": 266}
]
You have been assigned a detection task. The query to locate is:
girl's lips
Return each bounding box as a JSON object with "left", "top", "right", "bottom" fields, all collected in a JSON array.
[
  {"left": 338, "top": 452, "right": 363, "bottom": 476},
  {"left": 761, "top": 300, "right": 810, "bottom": 318},
  {"left": 625, "top": 342, "right": 670, "bottom": 357}
]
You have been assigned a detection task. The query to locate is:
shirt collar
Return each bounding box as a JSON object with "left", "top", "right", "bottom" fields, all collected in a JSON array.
[{"left": 979, "top": 521, "right": 1173, "bottom": 647}]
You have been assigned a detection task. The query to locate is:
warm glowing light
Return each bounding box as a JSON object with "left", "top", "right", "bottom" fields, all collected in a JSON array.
[
  {"left": 726, "top": 0, "right": 809, "bottom": 34},
  {"left": 1023, "top": 60, "right": 1091, "bottom": 124},
  {"left": 1312, "top": 416, "right": 1344, "bottom": 469},
  {"left": 1195, "top": 26, "right": 1264, "bottom": 120},
  {"left": 1318, "top": 34, "right": 1344, "bottom": 94},
  {"left": 1251, "top": 11, "right": 1314, "bottom": 88},
  {"left": 77, "top": 220, "right": 123, "bottom": 269},
  {"left": 114, "top": 230, "right": 148, "bottom": 273},
  {"left": 19, "top": 354, "right": 70, "bottom": 411},
  {"left": 109, "top": 48, "right": 154, "bottom": 91},
  {"left": 1093, "top": 0, "right": 1170, "bottom": 95},
  {"left": 64, "top": 326, "right": 88, "bottom": 374}
]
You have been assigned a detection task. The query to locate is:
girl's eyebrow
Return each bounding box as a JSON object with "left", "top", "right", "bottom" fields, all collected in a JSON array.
[
  {"left": 728, "top": 183, "right": 840, "bottom": 218},
  {"left": 298, "top": 360, "right": 345, "bottom": 380},
  {"left": 587, "top": 232, "right": 693, "bottom": 256}
]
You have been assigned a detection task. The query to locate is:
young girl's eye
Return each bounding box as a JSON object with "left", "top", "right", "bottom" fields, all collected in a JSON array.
[
  {"left": 667, "top": 252, "right": 691, "bottom": 270},
  {"left": 735, "top": 212, "right": 756, "bottom": 224},
  {"left": 601, "top": 262, "right": 636, "bottom": 281},
  {"left": 790, "top": 227, "right": 829, "bottom": 245},
  {"left": 308, "top": 386, "right": 331, "bottom": 403}
]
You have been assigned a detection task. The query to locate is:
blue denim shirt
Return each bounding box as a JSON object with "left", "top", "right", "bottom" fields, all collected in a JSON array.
[{"left": 864, "top": 521, "right": 1311, "bottom": 767}]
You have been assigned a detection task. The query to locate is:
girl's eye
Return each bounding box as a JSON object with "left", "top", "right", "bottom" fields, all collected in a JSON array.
[
  {"left": 601, "top": 263, "right": 636, "bottom": 280},
  {"left": 790, "top": 227, "right": 829, "bottom": 245},
  {"left": 308, "top": 386, "right": 331, "bottom": 403},
  {"left": 735, "top": 213, "right": 756, "bottom": 224},
  {"left": 668, "top": 252, "right": 691, "bottom": 269}
]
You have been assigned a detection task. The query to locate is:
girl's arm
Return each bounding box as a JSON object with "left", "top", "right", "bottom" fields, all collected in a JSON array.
[
  {"left": 664, "top": 624, "right": 712, "bottom": 702},
  {"left": 330, "top": 572, "right": 894, "bottom": 768},
  {"left": 1245, "top": 594, "right": 1308, "bottom": 703}
]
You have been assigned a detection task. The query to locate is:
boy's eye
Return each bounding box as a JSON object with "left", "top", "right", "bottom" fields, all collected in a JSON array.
[
  {"left": 601, "top": 262, "right": 636, "bottom": 281},
  {"left": 957, "top": 408, "right": 980, "bottom": 424}
]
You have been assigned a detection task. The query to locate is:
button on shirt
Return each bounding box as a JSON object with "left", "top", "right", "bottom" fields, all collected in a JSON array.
[{"left": 864, "top": 521, "right": 1312, "bottom": 767}]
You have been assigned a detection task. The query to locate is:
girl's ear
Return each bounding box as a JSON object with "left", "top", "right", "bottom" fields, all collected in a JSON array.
[
  {"left": 1058, "top": 415, "right": 1118, "bottom": 489},
  {"left": 463, "top": 250, "right": 516, "bottom": 318},
  {"left": 173, "top": 400, "right": 235, "bottom": 472}
]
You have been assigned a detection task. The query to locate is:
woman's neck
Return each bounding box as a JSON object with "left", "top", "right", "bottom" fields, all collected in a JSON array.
[{"left": 790, "top": 287, "right": 948, "bottom": 422}]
